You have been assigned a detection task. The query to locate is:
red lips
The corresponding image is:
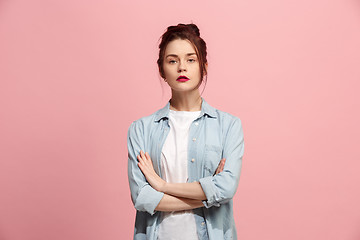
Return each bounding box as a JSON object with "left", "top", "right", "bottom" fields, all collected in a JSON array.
[{"left": 177, "top": 75, "right": 189, "bottom": 80}]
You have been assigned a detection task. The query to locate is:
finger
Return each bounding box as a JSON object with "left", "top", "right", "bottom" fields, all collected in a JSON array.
[
  {"left": 138, "top": 153, "right": 147, "bottom": 165},
  {"left": 140, "top": 150, "right": 145, "bottom": 159},
  {"left": 142, "top": 151, "right": 150, "bottom": 164},
  {"left": 146, "top": 152, "right": 154, "bottom": 166},
  {"left": 218, "top": 159, "right": 224, "bottom": 173},
  {"left": 145, "top": 152, "right": 151, "bottom": 161},
  {"left": 142, "top": 152, "right": 149, "bottom": 164},
  {"left": 221, "top": 158, "right": 226, "bottom": 170},
  {"left": 220, "top": 161, "right": 224, "bottom": 172},
  {"left": 138, "top": 162, "right": 146, "bottom": 175},
  {"left": 219, "top": 164, "right": 223, "bottom": 173},
  {"left": 215, "top": 162, "right": 221, "bottom": 175},
  {"left": 141, "top": 152, "right": 149, "bottom": 165},
  {"left": 137, "top": 155, "right": 143, "bottom": 165},
  {"left": 137, "top": 157, "right": 143, "bottom": 169}
]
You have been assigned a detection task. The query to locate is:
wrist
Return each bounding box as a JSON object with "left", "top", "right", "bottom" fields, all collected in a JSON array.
[{"left": 160, "top": 181, "right": 168, "bottom": 193}]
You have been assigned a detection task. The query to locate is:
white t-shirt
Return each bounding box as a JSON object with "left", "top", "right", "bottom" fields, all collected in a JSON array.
[{"left": 157, "top": 109, "right": 201, "bottom": 240}]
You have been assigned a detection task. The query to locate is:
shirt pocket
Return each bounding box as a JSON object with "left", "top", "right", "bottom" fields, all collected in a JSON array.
[{"left": 203, "top": 144, "right": 223, "bottom": 176}]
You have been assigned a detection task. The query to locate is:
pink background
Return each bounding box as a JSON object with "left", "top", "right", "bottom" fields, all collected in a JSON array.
[{"left": 1, "top": 0, "right": 360, "bottom": 239}]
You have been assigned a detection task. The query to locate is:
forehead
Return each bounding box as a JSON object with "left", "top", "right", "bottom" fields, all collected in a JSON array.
[{"left": 164, "top": 39, "right": 196, "bottom": 57}]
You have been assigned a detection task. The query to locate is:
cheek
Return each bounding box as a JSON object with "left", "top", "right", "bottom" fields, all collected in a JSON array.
[
  {"left": 193, "top": 64, "right": 201, "bottom": 73},
  {"left": 162, "top": 64, "right": 171, "bottom": 74}
]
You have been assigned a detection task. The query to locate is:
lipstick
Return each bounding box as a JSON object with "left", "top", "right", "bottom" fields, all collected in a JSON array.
[{"left": 177, "top": 75, "right": 189, "bottom": 82}]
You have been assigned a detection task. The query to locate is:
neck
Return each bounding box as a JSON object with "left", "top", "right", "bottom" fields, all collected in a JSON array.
[{"left": 169, "top": 90, "right": 202, "bottom": 111}]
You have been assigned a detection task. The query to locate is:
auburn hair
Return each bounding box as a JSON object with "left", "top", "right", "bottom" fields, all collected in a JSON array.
[{"left": 157, "top": 23, "right": 208, "bottom": 93}]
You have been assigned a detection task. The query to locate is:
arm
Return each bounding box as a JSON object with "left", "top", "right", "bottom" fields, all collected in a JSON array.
[
  {"left": 127, "top": 121, "right": 164, "bottom": 215},
  {"left": 162, "top": 181, "right": 206, "bottom": 200},
  {"left": 155, "top": 193, "right": 204, "bottom": 212},
  {"left": 128, "top": 121, "right": 209, "bottom": 214},
  {"left": 198, "top": 117, "right": 245, "bottom": 208},
  {"left": 137, "top": 150, "right": 226, "bottom": 201},
  {"left": 162, "top": 159, "right": 225, "bottom": 200}
]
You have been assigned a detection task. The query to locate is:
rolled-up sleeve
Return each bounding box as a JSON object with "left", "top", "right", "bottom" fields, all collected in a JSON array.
[
  {"left": 127, "top": 121, "right": 164, "bottom": 215},
  {"left": 199, "top": 117, "right": 245, "bottom": 208}
]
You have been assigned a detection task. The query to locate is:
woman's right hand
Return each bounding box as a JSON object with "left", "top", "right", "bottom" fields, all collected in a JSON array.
[{"left": 214, "top": 158, "right": 226, "bottom": 175}]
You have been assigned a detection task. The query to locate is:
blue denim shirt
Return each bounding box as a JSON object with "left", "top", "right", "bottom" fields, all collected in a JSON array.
[{"left": 127, "top": 97, "right": 245, "bottom": 240}]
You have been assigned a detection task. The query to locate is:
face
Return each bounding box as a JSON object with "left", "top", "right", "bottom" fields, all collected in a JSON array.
[{"left": 162, "top": 39, "right": 206, "bottom": 94}]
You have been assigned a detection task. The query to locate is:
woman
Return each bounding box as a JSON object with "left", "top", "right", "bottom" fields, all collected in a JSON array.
[{"left": 127, "top": 23, "right": 245, "bottom": 240}]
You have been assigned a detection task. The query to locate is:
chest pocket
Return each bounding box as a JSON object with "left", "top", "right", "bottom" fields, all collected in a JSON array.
[{"left": 203, "top": 144, "right": 223, "bottom": 176}]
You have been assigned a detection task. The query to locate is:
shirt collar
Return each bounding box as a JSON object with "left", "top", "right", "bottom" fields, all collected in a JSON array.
[{"left": 154, "top": 97, "right": 217, "bottom": 122}]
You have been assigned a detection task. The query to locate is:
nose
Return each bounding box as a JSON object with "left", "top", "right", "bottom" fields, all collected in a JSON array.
[{"left": 178, "top": 61, "right": 187, "bottom": 72}]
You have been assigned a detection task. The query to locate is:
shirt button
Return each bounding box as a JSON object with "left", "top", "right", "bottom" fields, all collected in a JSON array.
[
  {"left": 191, "top": 158, "right": 195, "bottom": 163},
  {"left": 192, "top": 138, "right": 196, "bottom": 141},
  {"left": 201, "top": 222, "right": 205, "bottom": 226},
  {"left": 195, "top": 122, "right": 199, "bottom": 126}
]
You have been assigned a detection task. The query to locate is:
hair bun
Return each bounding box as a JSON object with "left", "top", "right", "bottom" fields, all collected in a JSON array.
[
  {"left": 168, "top": 23, "right": 200, "bottom": 37},
  {"left": 185, "top": 24, "right": 200, "bottom": 37}
]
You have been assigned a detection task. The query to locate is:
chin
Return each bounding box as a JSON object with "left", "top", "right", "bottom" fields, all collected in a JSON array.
[{"left": 172, "top": 86, "right": 200, "bottom": 93}]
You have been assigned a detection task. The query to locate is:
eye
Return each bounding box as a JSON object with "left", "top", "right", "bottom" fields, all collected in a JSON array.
[
  {"left": 188, "top": 59, "right": 196, "bottom": 62},
  {"left": 169, "top": 60, "right": 177, "bottom": 64}
]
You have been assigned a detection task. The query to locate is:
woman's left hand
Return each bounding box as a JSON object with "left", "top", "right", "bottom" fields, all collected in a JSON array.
[{"left": 137, "top": 150, "right": 166, "bottom": 192}]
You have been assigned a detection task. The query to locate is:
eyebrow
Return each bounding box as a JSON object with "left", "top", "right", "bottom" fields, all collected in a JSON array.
[{"left": 165, "top": 53, "right": 197, "bottom": 58}]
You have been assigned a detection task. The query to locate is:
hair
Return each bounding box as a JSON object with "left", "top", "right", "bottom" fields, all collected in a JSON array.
[{"left": 157, "top": 23, "right": 208, "bottom": 96}]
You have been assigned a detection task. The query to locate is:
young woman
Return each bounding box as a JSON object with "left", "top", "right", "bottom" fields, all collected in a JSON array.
[{"left": 127, "top": 23, "right": 245, "bottom": 240}]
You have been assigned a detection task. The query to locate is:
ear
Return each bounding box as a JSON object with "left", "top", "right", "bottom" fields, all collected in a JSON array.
[
  {"left": 203, "top": 62, "right": 208, "bottom": 76},
  {"left": 158, "top": 66, "right": 165, "bottom": 79}
]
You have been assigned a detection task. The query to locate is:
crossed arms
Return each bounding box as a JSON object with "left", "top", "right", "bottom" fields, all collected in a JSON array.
[
  {"left": 127, "top": 118, "right": 244, "bottom": 215},
  {"left": 136, "top": 150, "right": 225, "bottom": 212}
]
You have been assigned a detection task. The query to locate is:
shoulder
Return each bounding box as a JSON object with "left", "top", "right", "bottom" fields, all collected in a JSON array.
[
  {"left": 216, "top": 108, "right": 241, "bottom": 122},
  {"left": 127, "top": 107, "right": 164, "bottom": 135},
  {"left": 203, "top": 98, "right": 241, "bottom": 122},
  {"left": 210, "top": 107, "right": 244, "bottom": 142},
  {"left": 210, "top": 104, "right": 243, "bottom": 128}
]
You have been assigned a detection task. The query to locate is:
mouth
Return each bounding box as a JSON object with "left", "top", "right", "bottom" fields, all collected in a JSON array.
[{"left": 177, "top": 75, "right": 190, "bottom": 82}]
